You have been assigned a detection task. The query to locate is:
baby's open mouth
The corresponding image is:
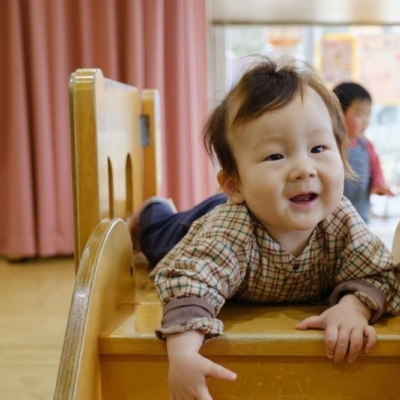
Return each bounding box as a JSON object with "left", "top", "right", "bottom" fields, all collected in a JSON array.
[{"left": 289, "top": 193, "right": 318, "bottom": 203}]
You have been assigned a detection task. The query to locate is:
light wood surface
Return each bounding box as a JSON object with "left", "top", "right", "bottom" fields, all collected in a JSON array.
[
  {"left": 141, "top": 89, "right": 162, "bottom": 200},
  {"left": 0, "top": 257, "right": 75, "bottom": 400},
  {"left": 55, "top": 69, "right": 161, "bottom": 399},
  {"left": 54, "top": 219, "right": 133, "bottom": 400},
  {"left": 99, "top": 354, "right": 400, "bottom": 400},
  {"left": 99, "top": 296, "right": 400, "bottom": 357},
  {"left": 69, "top": 69, "right": 160, "bottom": 268},
  {"left": 94, "top": 263, "right": 400, "bottom": 399},
  {"left": 98, "top": 264, "right": 400, "bottom": 357}
]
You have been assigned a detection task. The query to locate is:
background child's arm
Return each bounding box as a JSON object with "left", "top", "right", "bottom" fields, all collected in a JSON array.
[
  {"left": 367, "top": 139, "right": 394, "bottom": 195},
  {"left": 296, "top": 293, "right": 377, "bottom": 363},
  {"left": 167, "top": 330, "right": 237, "bottom": 400}
]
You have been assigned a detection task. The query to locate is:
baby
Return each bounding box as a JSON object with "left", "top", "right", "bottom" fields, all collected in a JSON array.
[{"left": 132, "top": 57, "right": 400, "bottom": 400}]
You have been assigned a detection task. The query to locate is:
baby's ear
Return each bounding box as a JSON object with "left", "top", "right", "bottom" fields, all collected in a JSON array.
[{"left": 217, "top": 170, "right": 244, "bottom": 204}]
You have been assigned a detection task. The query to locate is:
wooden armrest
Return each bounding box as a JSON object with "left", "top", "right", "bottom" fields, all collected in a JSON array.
[
  {"left": 54, "top": 219, "right": 134, "bottom": 400},
  {"left": 99, "top": 294, "right": 400, "bottom": 357},
  {"left": 99, "top": 263, "right": 400, "bottom": 357},
  {"left": 97, "top": 275, "right": 400, "bottom": 399}
]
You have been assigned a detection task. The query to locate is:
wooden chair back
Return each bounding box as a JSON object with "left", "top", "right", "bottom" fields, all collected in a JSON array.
[
  {"left": 69, "top": 69, "right": 161, "bottom": 268},
  {"left": 54, "top": 70, "right": 161, "bottom": 399}
]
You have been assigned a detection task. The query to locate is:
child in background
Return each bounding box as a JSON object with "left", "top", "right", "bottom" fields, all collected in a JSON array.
[
  {"left": 333, "top": 82, "right": 393, "bottom": 223},
  {"left": 130, "top": 57, "right": 400, "bottom": 400}
]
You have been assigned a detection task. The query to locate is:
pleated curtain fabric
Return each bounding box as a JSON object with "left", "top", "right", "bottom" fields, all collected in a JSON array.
[{"left": 0, "top": 0, "right": 214, "bottom": 258}]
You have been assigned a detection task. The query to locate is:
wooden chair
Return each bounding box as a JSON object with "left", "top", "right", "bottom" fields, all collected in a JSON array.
[
  {"left": 54, "top": 69, "right": 160, "bottom": 399},
  {"left": 69, "top": 69, "right": 161, "bottom": 269},
  {"left": 55, "top": 69, "right": 400, "bottom": 400}
]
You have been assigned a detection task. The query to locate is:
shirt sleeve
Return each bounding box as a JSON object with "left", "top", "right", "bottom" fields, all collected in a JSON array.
[
  {"left": 329, "top": 201, "right": 400, "bottom": 323},
  {"left": 149, "top": 204, "right": 253, "bottom": 342},
  {"left": 366, "top": 139, "right": 387, "bottom": 189}
]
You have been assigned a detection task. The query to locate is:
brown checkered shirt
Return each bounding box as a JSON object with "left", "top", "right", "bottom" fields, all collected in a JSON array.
[{"left": 150, "top": 197, "right": 400, "bottom": 341}]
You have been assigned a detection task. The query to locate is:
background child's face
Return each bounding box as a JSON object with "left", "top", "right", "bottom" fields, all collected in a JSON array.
[
  {"left": 344, "top": 99, "right": 371, "bottom": 139},
  {"left": 225, "top": 87, "right": 344, "bottom": 245}
]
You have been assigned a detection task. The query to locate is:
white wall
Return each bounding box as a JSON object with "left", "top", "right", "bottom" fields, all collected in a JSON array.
[{"left": 210, "top": 0, "right": 400, "bottom": 25}]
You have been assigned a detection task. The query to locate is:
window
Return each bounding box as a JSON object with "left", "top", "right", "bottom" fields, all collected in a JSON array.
[{"left": 210, "top": 25, "right": 400, "bottom": 190}]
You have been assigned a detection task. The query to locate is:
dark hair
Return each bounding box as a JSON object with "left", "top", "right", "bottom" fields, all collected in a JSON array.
[
  {"left": 203, "top": 56, "right": 351, "bottom": 181},
  {"left": 332, "top": 82, "right": 372, "bottom": 113}
]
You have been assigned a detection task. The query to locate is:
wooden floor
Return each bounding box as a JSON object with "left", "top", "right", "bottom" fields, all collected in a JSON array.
[
  {"left": 0, "top": 215, "right": 396, "bottom": 400},
  {"left": 0, "top": 257, "right": 75, "bottom": 400}
]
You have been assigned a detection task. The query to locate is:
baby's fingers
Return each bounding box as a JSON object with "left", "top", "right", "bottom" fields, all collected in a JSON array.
[
  {"left": 296, "top": 315, "right": 325, "bottom": 330},
  {"left": 346, "top": 327, "right": 364, "bottom": 363},
  {"left": 207, "top": 362, "right": 237, "bottom": 382},
  {"left": 324, "top": 325, "right": 339, "bottom": 360},
  {"left": 333, "top": 328, "right": 351, "bottom": 363},
  {"left": 363, "top": 325, "right": 378, "bottom": 354}
]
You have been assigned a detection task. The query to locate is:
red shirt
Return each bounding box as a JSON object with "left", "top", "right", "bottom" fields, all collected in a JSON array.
[{"left": 348, "top": 138, "right": 386, "bottom": 190}]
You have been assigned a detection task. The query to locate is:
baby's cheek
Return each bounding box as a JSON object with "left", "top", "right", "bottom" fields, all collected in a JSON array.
[{"left": 328, "top": 161, "right": 344, "bottom": 195}]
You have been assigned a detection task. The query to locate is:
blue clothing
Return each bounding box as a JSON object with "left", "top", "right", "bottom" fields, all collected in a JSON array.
[
  {"left": 138, "top": 193, "right": 227, "bottom": 266},
  {"left": 344, "top": 137, "right": 371, "bottom": 223}
]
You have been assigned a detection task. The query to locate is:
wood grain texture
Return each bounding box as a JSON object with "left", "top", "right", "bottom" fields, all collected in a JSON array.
[
  {"left": 0, "top": 257, "right": 74, "bottom": 400},
  {"left": 69, "top": 70, "right": 160, "bottom": 268},
  {"left": 56, "top": 69, "right": 161, "bottom": 399},
  {"left": 54, "top": 219, "right": 133, "bottom": 400},
  {"left": 95, "top": 262, "right": 400, "bottom": 399},
  {"left": 100, "top": 354, "right": 400, "bottom": 400},
  {"left": 141, "top": 90, "right": 162, "bottom": 201}
]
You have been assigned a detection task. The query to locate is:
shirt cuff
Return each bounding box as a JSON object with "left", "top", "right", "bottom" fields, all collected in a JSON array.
[
  {"left": 155, "top": 297, "right": 223, "bottom": 342},
  {"left": 329, "top": 280, "right": 387, "bottom": 323}
]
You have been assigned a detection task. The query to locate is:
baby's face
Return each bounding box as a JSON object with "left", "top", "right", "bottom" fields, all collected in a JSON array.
[
  {"left": 344, "top": 99, "right": 371, "bottom": 139},
  {"left": 227, "top": 87, "right": 344, "bottom": 245}
]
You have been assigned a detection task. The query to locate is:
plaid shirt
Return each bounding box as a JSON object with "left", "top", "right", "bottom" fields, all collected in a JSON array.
[{"left": 150, "top": 197, "right": 400, "bottom": 341}]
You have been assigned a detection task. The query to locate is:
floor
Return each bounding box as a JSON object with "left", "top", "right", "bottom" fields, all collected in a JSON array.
[
  {"left": 0, "top": 216, "right": 398, "bottom": 400},
  {"left": 0, "top": 257, "right": 75, "bottom": 400}
]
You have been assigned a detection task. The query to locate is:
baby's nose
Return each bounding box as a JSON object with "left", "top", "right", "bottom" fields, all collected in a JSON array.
[{"left": 289, "top": 159, "right": 317, "bottom": 181}]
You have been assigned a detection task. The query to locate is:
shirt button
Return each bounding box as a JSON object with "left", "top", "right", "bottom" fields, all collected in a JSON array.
[{"left": 293, "top": 263, "right": 300, "bottom": 271}]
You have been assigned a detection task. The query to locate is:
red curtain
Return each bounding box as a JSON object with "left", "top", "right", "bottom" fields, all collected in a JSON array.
[{"left": 0, "top": 0, "right": 215, "bottom": 258}]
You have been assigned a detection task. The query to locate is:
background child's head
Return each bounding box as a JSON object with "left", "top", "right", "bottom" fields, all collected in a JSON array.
[
  {"left": 332, "top": 82, "right": 372, "bottom": 140},
  {"left": 204, "top": 57, "right": 351, "bottom": 184}
]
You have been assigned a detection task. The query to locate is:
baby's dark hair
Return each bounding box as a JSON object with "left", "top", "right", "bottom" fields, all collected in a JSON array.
[
  {"left": 332, "top": 82, "right": 372, "bottom": 113},
  {"left": 203, "top": 56, "right": 351, "bottom": 181}
]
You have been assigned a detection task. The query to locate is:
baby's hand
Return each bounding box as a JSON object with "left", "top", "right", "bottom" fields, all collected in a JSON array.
[
  {"left": 168, "top": 351, "right": 236, "bottom": 400},
  {"left": 167, "top": 330, "right": 237, "bottom": 399},
  {"left": 296, "top": 294, "right": 377, "bottom": 363}
]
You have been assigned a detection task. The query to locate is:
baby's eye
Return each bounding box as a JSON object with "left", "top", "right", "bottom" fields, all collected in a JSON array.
[
  {"left": 264, "top": 154, "right": 284, "bottom": 161},
  {"left": 311, "top": 145, "right": 325, "bottom": 154}
]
